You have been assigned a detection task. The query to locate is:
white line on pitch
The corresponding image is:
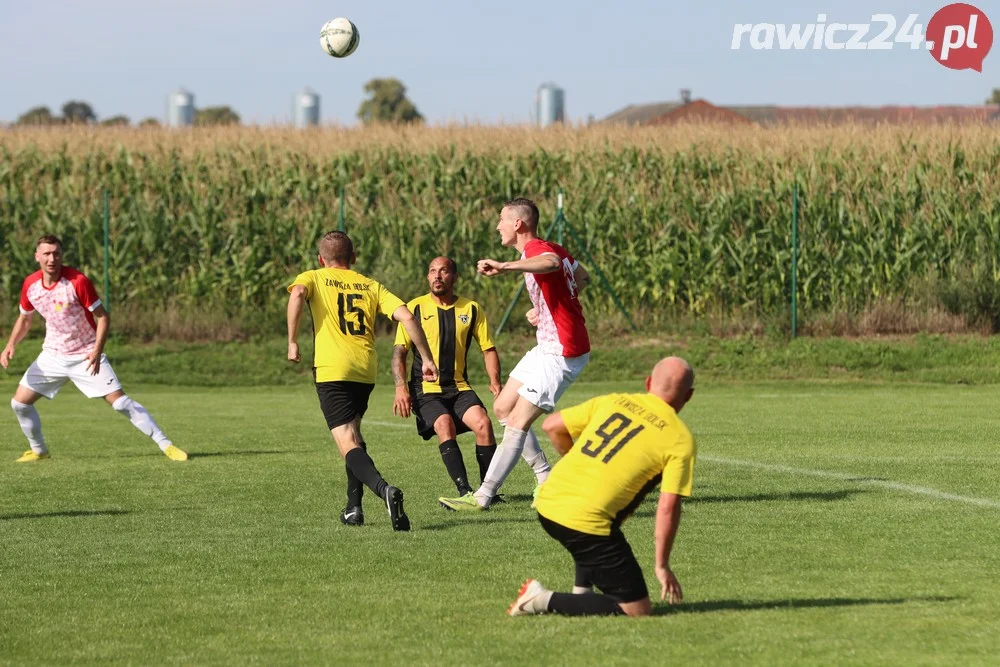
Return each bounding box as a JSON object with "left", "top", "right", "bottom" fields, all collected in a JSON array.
[{"left": 702, "top": 455, "right": 1000, "bottom": 509}]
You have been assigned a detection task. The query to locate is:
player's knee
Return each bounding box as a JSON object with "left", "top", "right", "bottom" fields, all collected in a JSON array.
[
  {"left": 433, "top": 416, "right": 456, "bottom": 440},
  {"left": 493, "top": 403, "right": 510, "bottom": 422},
  {"left": 111, "top": 395, "right": 135, "bottom": 413},
  {"left": 11, "top": 398, "right": 28, "bottom": 414},
  {"left": 470, "top": 417, "right": 492, "bottom": 440},
  {"left": 619, "top": 598, "right": 653, "bottom": 617}
]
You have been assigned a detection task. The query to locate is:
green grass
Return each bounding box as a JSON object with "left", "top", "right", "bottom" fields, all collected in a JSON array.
[
  {"left": 10, "top": 332, "right": 1000, "bottom": 387},
  {"left": 1, "top": 377, "right": 998, "bottom": 665}
]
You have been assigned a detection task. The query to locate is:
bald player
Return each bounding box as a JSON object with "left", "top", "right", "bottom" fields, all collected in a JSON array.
[{"left": 508, "top": 357, "right": 696, "bottom": 617}]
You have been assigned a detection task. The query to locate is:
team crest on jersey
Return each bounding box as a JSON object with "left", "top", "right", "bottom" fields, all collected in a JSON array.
[
  {"left": 459, "top": 314, "right": 469, "bottom": 325},
  {"left": 55, "top": 301, "right": 65, "bottom": 312}
]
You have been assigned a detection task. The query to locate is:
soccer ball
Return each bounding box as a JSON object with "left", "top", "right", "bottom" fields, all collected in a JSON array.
[{"left": 320, "top": 18, "right": 360, "bottom": 58}]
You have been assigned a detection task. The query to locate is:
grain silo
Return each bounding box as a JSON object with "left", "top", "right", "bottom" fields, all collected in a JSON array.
[
  {"left": 294, "top": 88, "right": 320, "bottom": 128},
  {"left": 166, "top": 88, "right": 195, "bottom": 127},
  {"left": 536, "top": 83, "right": 565, "bottom": 128}
]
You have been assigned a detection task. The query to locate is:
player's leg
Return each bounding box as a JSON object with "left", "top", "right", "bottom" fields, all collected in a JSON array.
[
  {"left": 460, "top": 404, "right": 496, "bottom": 485},
  {"left": 11, "top": 385, "right": 49, "bottom": 461},
  {"left": 68, "top": 353, "right": 187, "bottom": 461},
  {"left": 510, "top": 516, "right": 646, "bottom": 617},
  {"left": 472, "top": 395, "right": 545, "bottom": 506},
  {"left": 11, "top": 353, "right": 69, "bottom": 461},
  {"left": 491, "top": 377, "right": 548, "bottom": 484},
  {"left": 440, "top": 389, "right": 543, "bottom": 510},
  {"left": 341, "top": 438, "right": 369, "bottom": 526},
  {"left": 103, "top": 389, "right": 187, "bottom": 461},
  {"left": 333, "top": 418, "right": 410, "bottom": 532},
  {"left": 322, "top": 381, "right": 409, "bottom": 531},
  {"left": 417, "top": 391, "right": 473, "bottom": 495},
  {"left": 491, "top": 376, "right": 522, "bottom": 425},
  {"left": 573, "top": 566, "right": 594, "bottom": 595},
  {"left": 433, "top": 413, "right": 473, "bottom": 495}
]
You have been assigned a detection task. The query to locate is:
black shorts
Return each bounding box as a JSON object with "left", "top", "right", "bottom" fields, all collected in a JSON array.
[
  {"left": 315, "top": 380, "right": 375, "bottom": 429},
  {"left": 412, "top": 385, "right": 485, "bottom": 441},
  {"left": 538, "top": 513, "right": 649, "bottom": 603}
]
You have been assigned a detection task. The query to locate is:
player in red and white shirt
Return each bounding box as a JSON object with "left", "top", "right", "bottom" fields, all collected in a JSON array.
[
  {"left": 440, "top": 198, "right": 591, "bottom": 511},
  {"left": 1, "top": 235, "right": 187, "bottom": 462}
]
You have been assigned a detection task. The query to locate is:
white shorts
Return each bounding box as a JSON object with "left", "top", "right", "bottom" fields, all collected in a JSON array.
[
  {"left": 509, "top": 345, "right": 589, "bottom": 412},
  {"left": 19, "top": 350, "right": 123, "bottom": 400}
]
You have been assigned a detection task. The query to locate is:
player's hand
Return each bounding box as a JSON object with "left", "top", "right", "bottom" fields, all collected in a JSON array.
[
  {"left": 0, "top": 345, "right": 13, "bottom": 369},
  {"left": 287, "top": 342, "right": 301, "bottom": 363},
  {"left": 421, "top": 360, "right": 439, "bottom": 383},
  {"left": 477, "top": 259, "right": 504, "bottom": 277},
  {"left": 393, "top": 387, "right": 411, "bottom": 419},
  {"left": 489, "top": 382, "right": 502, "bottom": 398},
  {"left": 656, "top": 566, "right": 683, "bottom": 605},
  {"left": 525, "top": 308, "right": 539, "bottom": 326},
  {"left": 85, "top": 350, "right": 101, "bottom": 376}
]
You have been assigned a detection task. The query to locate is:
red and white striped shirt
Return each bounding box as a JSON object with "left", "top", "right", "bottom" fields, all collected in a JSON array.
[
  {"left": 19, "top": 267, "right": 102, "bottom": 358},
  {"left": 523, "top": 239, "right": 590, "bottom": 357}
]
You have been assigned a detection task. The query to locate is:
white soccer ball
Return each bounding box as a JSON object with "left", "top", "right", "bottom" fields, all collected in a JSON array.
[{"left": 320, "top": 18, "right": 360, "bottom": 58}]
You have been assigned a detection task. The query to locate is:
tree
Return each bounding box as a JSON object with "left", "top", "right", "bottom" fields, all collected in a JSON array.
[
  {"left": 100, "top": 115, "right": 130, "bottom": 127},
  {"left": 194, "top": 106, "right": 241, "bottom": 126},
  {"left": 16, "top": 106, "right": 57, "bottom": 126},
  {"left": 357, "top": 78, "right": 424, "bottom": 125},
  {"left": 139, "top": 117, "right": 161, "bottom": 127},
  {"left": 61, "top": 100, "right": 97, "bottom": 124},
  {"left": 987, "top": 88, "right": 1000, "bottom": 105}
]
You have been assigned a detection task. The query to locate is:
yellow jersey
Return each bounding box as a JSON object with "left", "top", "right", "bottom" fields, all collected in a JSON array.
[
  {"left": 535, "top": 392, "right": 695, "bottom": 536},
  {"left": 288, "top": 267, "right": 404, "bottom": 383},
  {"left": 393, "top": 294, "right": 495, "bottom": 394}
]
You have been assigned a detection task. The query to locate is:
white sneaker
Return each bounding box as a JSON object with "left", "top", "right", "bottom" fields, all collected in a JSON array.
[{"left": 508, "top": 579, "right": 550, "bottom": 617}]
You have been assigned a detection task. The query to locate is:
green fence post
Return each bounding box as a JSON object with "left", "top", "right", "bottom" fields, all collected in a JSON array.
[
  {"left": 103, "top": 191, "right": 111, "bottom": 313},
  {"left": 791, "top": 181, "right": 798, "bottom": 338},
  {"left": 338, "top": 186, "right": 346, "bottom": 232},
  {"left": 556, "top": 189, "right": 564, "bottom": 246}
]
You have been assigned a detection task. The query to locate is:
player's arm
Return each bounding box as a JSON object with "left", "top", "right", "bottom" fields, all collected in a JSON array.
[
  {"left": 541, "top": 412, "right": 574, "bottom": 455},
  {"left": 0, "top": 312, "right": 34, "bottom": 369},
  {"left": 478, "top": 253, "right": 560, "bottom": 277},
  {"left": 85, "top": 305, "right": 111, "bottom": 375},
  {"left": 392, "top": 345, "right": 411, "bottom": 418},
  {"left": 542, "top": 398, "right": 596, "bottom": 455},
  {"left": 654, "top": 492, "right": 684, "bottom": 605},
  {"left": 392, "top": 305, "right": 438, "bottom": 382},
  {"left": 483, "top": 347, "right": 502, "bottom": 398},
  {"left": 573, "top": 262, "right": 591, "bottom": 293},
  {"left": 286, "top": 284, "right": 308, "bottom": 363}
]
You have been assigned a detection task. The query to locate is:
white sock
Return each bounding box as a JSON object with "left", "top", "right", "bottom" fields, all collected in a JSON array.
[
  {"left": 521, "top": 428, "right": 551, "bottom": 484},
  {"left": 474, "top": 426, "right": 527, "bottom": 506},
  {"left": 112, "top": 396, "right": 171, "bottom": 450},
  {"left": 11, "top": 399, "right": 47, "bottom": 454},
  {"left": 572, "top": 586, "right": 593, "bottom": 595},
  {"left": 530, "top": 589, "right": 554, "bottom": 614}
]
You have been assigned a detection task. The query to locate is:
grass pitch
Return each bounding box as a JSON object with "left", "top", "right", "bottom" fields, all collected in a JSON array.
[{"left": 1, "top": 379, "right": 998, "bottom": 665}]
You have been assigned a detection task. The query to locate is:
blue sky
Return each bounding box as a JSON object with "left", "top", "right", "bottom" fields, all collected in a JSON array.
[{"left": 0, "top": 0, "right": 995, "bottom": 125}]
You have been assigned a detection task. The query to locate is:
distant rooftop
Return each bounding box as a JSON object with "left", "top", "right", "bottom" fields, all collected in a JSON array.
[{"left": 603, "top": 99, "right": 1000, "bottom": 125}]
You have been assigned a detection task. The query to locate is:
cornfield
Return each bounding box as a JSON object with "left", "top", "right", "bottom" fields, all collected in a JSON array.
[{"left": 3, "top": 123, "right": 1000, "bottom": 339}]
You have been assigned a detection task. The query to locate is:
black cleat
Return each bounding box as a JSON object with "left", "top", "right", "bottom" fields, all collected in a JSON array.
[
  {"left": 384, "top": 486, "right": 411, "bottom": 532},
  {"left": 340, "top": 505, "right": 364, "bottom": 526},
  {"left": 488, "top": 494, "right": 507, "bottom": 507}
]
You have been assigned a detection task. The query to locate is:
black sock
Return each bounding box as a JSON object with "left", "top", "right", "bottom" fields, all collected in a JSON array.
[
  {"left": 475, "top": 444, "right": 497, "bottom": 485},
  {"left": 439, "top": 439, "right": 471, "bottom": 494},
  {"left": 575, "top": 566, "right": 592, "bottom": 590},
  {"left": 345, "top": 446, "right": 389, "bottom": 500},
  {"left": 344, "top": 442, "right": 367, "bottom": 507},
  {"left": 548, "top": 592, "right": 625, "bottom": 616}
]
